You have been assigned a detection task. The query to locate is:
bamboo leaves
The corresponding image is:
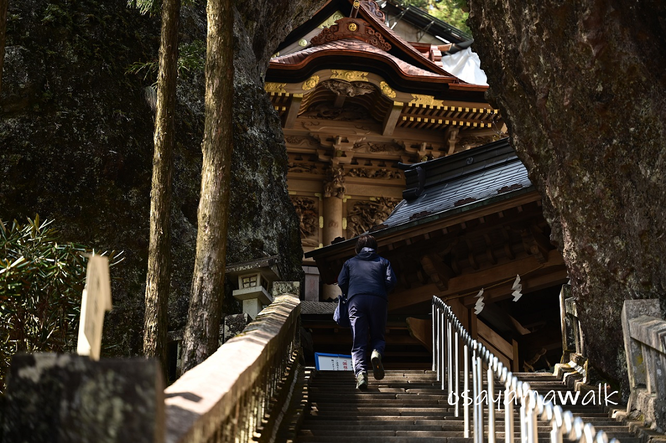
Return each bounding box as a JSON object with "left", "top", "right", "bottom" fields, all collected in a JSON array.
[{"left": 0, "top": 216, "right": 122, "bottom": 392}]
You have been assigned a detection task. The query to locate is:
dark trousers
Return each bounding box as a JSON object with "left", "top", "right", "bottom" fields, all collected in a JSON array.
[{"left": 348, "top": 295, "right": 387, "bottom": 375}]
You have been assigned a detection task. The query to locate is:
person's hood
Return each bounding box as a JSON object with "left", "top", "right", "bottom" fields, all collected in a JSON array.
[{"left": 356, "top": 247, "right": 378, "bottom": 260}]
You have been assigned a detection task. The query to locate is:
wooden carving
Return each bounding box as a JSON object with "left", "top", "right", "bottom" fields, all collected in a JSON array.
[
  {"left": 324, "top": 166, "right": 346, "bottom": 199},
  {"left": 346, "top": 168, "right": 402, "bottom": 180},
  {"left": 347, "top": 197, "right": 399, "bottom": 236},
  {"left": 321, "top": 79, "right": 375, "bottom": 97},
  {"left": 291, "top": 197, "right": 319, "bottom": 247}
]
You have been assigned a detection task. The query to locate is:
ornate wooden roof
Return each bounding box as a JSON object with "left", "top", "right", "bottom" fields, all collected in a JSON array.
[
  {"left": 306, "top": 139, "right": 567, "bottom": 315},
  {"left": 267, "top": 0, "right": 506, "bottom": 183}
]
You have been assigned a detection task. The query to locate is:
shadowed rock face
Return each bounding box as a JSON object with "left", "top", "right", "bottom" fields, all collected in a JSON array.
[
  {"left": 0, "top": 0, "right": 323, "bottom": 356},
  {"left": 468, "top": 0, "right": 666, "bottom": 395}
]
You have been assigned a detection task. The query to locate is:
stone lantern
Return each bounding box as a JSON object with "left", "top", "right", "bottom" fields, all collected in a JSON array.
[{"left": 226, "top": 256, "right": 281, "bottom": 319}]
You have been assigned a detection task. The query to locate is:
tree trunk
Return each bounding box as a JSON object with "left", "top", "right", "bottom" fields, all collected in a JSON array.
[
  {"left": 0, "top": 0, "right": 8, "bottom": 96},
  {"left": 142, "top": 0, "right": 180, "bottom": 379},
  {"left": 181, "top": 0, "right": 234, "bottom": 372}
]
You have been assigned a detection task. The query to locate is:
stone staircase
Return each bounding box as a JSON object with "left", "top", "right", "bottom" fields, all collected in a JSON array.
[{"left": 291, "top": 369, "right": 642, "bottom": 443}]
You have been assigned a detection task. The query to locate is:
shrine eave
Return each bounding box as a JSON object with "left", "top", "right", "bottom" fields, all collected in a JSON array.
[
  {"left": 268, "top": 56, "right": 488, "bottom": 98},
  {"left": 305, "top": 186, "right": 538, "bottom": 259},
  {"left": 305, "top": 138, "right": 537, "bottom": 283}
]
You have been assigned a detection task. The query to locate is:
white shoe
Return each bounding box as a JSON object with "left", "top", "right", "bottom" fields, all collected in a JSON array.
[{"left": 371, "top": 350, "right": 384, "bottom": 380}]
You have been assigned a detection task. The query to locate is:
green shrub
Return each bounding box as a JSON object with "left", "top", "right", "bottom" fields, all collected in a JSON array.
[{"left": 0, "top": 216, "right": 121, "bottom": 392}]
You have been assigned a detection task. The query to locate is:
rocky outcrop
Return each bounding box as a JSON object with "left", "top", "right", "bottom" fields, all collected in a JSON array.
[
  {"left": 467, "top": 0, "right": 666, "bottom": 396},
  {"left": 4, "top": 354, "right": 163, "bottom": 442},
  {"left": 0, "top": 0, "right": 323, "bottom": 356}
]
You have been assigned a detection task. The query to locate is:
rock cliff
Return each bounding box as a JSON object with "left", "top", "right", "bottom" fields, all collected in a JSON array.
[
  {"left": 0, "top": 0, "right": 322, "bottom": 356},
  {"left": 468, "top": 0, "right": 666, "bottom": 395}
]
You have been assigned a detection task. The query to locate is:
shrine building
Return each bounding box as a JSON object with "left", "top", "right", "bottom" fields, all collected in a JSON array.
[{"left": 263, "top": 0, "right": 567, "bottom": 372}]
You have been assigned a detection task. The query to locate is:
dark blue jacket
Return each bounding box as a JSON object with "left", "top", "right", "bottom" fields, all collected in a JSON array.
[{"left": 338, "top": 247, "right": 397, "bottom": 301}]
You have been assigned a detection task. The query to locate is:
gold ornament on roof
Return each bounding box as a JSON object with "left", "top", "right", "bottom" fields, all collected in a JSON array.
[
  {"left": 380, "top": 81, "right": 396, "bottom": 99},
  {"left": 265, "top": 82, "right": 287, "bottom": 94},
  {"left": 302, "top": 75, "right": 320, "bottom": 91},
  {"left": 409, "top": 94, "right": 443, "bottom": 107},
  {"left": 331, "top": 70, "right": 368, "bottom": 82},
  {"left": 319, "top": 11, "right": 344, "bottom": 28},
  {"left": 310, "top": 17, "right": 391, "bottom": 51}
]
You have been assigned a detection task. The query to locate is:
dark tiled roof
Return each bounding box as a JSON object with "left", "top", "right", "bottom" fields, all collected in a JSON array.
[
  {"left": 379, "top": 138, "right": 532, "bottom": 231},
  {"left": 301, "top": 300, "right": 338, "bottom": 315},
  {"left": 305, "top": 139, "right": 532, "bottom": 260}
]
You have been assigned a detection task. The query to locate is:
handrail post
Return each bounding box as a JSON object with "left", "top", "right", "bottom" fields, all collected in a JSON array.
[
  {"left": 447, "top": 317, "right": 454, "bottom": 397},
  {"left": 454, "top": 328, "right": 460, "bottom": 418},
  {"left": 549, "top": 405, "right": 564, "bottom": 443},
  {"left": 519, "top": 382, "right": 527, "bottom": 443},
  {"left": 432, "top": 303, "right": 436, "bottom": 372},
  {"left": 505, "top": 375, "right": 515, "bottom": 443},
  {"left": 441, "top": 310, "right": 446, "bottom": 391},
  {"left": 477, "top": 348, "right": 485, "bottom": 443},
  {"left": 464, "top": 340, "right": 470, "bottom": 438},
  {"left": 527, "top": 390, "right": 538, "bottom": 443},
  {"left": 472, "top": 344, "right": 481, "bottom": 443},
  {"left": 487, "top": 359, "right": 496, "bottom": 443},
  {"left": 435, "top": 303, "right": 441, "bottom": 381}
]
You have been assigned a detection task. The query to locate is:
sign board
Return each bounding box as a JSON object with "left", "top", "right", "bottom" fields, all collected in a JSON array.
[
  {"left": 77, "top": 255, "right": 112, "bottom": 360},
  {"left": 315, "top": 352, "right": 353, "bottom": 371}
]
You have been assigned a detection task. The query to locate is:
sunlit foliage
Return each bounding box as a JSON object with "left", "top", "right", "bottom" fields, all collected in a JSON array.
[
  {"left": 401, "top": 0, "right": 470, "bottom": 35},
  {"left": 0, "top": 217, "right": 121, "bottom": 392}
]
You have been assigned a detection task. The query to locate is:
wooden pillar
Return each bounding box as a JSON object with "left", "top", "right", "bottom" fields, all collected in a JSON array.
[
  {"left": 322, "top": 196, "right": 343, "bottom": 246},
  {"left": 322, "top": 196, "right": 343, "bottom": 300}
]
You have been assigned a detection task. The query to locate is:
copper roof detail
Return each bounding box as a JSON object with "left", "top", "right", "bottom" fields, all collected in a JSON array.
[
  {"left": 271, "top": 39, "right": 444, "bottom": 80},
  {"left": 311, "top": 17, "right": 392, "bottom": 52},
  {"left": 360, "top": 0, "right": 386, "bottom": 21}
]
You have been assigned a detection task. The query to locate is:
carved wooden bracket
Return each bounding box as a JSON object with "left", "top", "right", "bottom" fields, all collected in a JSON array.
[
  {"left": 420, "top": 253, "right": 455, "bottom": 291},
  {"left": 520, "top": 224, "right": 550, "bottom": 263}
]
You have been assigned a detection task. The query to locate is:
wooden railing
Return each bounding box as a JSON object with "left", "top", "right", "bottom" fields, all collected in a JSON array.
[{"left": 164, "top": 293, "right": 301, "bottom": 443}]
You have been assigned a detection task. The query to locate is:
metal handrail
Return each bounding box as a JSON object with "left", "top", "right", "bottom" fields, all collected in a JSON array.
[
  {"left": 165, "top": 294, "right": 301, "bottom": 443},
  {"left": 432, "top": 297, "right": 620, "bottom": 443}
]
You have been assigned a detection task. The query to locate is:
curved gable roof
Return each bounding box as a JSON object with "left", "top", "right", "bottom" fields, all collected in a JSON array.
[
  {"left": 272, "top": 0, "right": 486, "bottom": 89},
  {"left": 271, "top": 38, "right": 450, "bottom": 83}
]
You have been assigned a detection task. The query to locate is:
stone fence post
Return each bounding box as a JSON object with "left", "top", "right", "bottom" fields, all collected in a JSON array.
[{"left": 621, "top": 299, "right": 666, "bottom": 431}]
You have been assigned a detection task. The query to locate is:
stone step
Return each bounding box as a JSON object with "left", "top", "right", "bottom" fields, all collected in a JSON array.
[
  {"left": 294, "top": 369, "right": 637, "bottom": 443},
  {"left": 298, "top": 435, "right": 473, "bottom": 443},
  {"left": 302, "top": 420, "right": 633, "bottom": 436},
  {"left": 298, "top": 436, "right": 640, "bottom": 443},
  {"left": 305, "top": 410, "right": 456, "bottom": 418},
  {"left": 302, "top": 422, "right": 465, "bottom": 431},
  {"left": 300, "top": 429, "right": 465, "bottom": 437},
  {"left": 303, "top": 415, "right": 460, "bottom": 422}
]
